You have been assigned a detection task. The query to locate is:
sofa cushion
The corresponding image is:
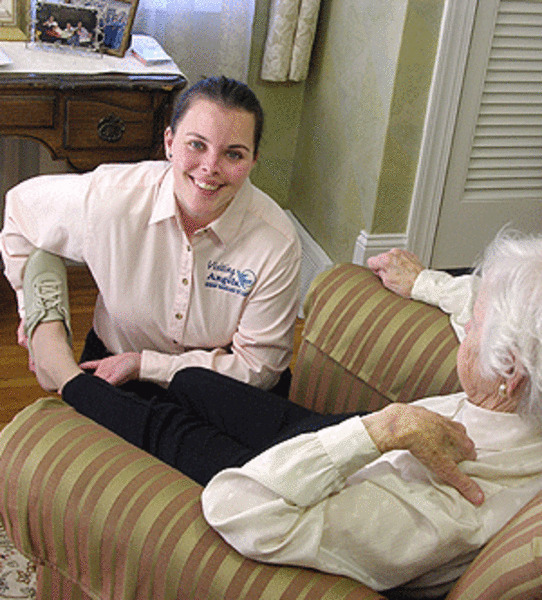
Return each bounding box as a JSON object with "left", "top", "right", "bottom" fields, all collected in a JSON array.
[
  {"left": 446, "top": 491, "right": 542, "bottom": 599},
  {"left": 291, "top": 264, "right": 461, "bottom": 414},
  {"left": 0, "top": 397, "right": 386, "bottom": 600}
]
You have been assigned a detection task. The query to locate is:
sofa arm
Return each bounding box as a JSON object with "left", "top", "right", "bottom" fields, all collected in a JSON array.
[
  {"left": 0, "top": 397, "right": 386, "bottom": 600},
  {"left": 446, "top": 491, "right": 542, "bottom": 600},
  {"left": 290, "top": 264, "right": 461, "bottom": 414}
]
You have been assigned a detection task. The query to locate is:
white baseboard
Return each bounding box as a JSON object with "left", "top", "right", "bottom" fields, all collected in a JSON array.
[
  {"left": 285, "top": 210, "right": 333, "bottom": 317},
  {"left": 353, "top": 230, "right": 408, "bottom": 265}
]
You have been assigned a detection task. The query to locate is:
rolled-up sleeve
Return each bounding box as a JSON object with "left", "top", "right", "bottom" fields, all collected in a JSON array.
[
  {"left": 411, "top": 270, "right": 481, "bottom": 341},
  {"left": 1, "top": 173, "right": 90, "bottom": 317}
]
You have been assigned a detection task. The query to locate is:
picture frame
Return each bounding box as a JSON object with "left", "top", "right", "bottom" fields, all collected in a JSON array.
[
  {"left": 0, "top": 0, "right": 30, "bottom": 40},
  {"left": 33, "top": 1, "right": 101, "bottom": 52},
  {"left": 70, "top": 0, "right": 138, "bottom": 57}
]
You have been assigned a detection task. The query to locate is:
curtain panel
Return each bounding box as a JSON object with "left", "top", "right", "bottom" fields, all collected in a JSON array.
[{"left": 261, "top": 0, "right": 321, "bottom": 82}]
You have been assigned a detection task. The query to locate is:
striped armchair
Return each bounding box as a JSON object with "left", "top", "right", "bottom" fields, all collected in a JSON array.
[{"left": 1, "top": 264, "right": 541, "bottom": 599}]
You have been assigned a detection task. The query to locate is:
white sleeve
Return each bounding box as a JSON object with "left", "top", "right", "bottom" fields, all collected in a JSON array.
[
  {"left": 411, "top": 270, "right": 481, "bottom": 341},
  {"left": 201, "top": 417, "right": 383, "bottom": 574},
  {"left": 0, "top": 172, "right": 91, "bottom": 317}
]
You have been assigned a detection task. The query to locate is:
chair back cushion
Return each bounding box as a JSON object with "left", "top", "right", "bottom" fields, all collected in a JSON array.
[{"left": 290, "top": 264, "right": 461, "bottom": 414}]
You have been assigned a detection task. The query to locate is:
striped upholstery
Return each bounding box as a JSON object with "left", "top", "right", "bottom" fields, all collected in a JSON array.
[
  {"left": 1, "top": 263, "right": 541, "bottom": 599},
  {"left": 0, "top": 397, "right": 385, "bottom": 600},
  {"left": 446, "top": 491, "right": 542, "bottom": 599},
  {"left": 290, "top": 264, "right": 461, "bottom": 413}
]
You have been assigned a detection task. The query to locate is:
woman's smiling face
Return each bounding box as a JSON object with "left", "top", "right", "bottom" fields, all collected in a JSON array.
[{"left": 164, "top": 98, "right": 257, "bottom": 233}]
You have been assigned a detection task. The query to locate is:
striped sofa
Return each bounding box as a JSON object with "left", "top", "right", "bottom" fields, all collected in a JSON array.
[{"left": 1, "top": 264, "right": 542, "bottom": 599}]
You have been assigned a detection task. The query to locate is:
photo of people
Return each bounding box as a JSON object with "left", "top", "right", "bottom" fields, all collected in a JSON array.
[
  {"left": 70, "top": 0, "right": 132, "bottom": 51},
  {"left": 36, "top": 1, "right": 98, "bottom": 48}
]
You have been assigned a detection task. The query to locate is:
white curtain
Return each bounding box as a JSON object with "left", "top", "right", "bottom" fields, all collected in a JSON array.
[
  {"left": 133, "top": 0, "right": 255, "bottom": 84},
  {"left": 260, "top": 0, "right": 321, "bottom": 82}
]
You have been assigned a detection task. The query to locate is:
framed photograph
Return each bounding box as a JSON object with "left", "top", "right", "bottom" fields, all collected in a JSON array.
[
  {"left": 70, "top": 0, "right": 138, "bottom": 57},
  {"left": 0, "top": 0, "right": 30, "bottom": 40},
  {"left": 34, "top": 1, "right": 100, "bottom": 52}
]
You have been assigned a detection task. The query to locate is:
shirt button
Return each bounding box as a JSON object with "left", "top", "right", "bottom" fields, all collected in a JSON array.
[
  {"left": 182, "top": 278, "right": 189, "bottom": 286},
  {"left": 175, "top": 313, "right": 183, "bottom": 320},
  {"left": 187, "top": 245, "right": 192, "bottom": 252}
]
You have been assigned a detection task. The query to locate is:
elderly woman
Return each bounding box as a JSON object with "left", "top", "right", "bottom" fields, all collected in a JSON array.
[
  {"left": 201, "top": 231, "right": 542, "bottom": 597},
  {"left": 18, "top": 232, "right": 542, "bottom": 597}
]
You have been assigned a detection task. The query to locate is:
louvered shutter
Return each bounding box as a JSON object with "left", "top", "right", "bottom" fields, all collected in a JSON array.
[{"left": 431, "top": 0, "right": 542, "bottom": 268}]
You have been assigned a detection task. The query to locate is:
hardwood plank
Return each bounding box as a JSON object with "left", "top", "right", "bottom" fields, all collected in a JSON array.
[{"left": 0, "top": 265, "right": 97, "bottom": 429}]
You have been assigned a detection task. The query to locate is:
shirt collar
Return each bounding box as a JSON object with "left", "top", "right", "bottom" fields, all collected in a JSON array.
[
  {"left": 148, "top": 167, "right": 252, "bottom": 245},
  {"left": 149, "top": 165, "right": 177, "bottom": 225}
]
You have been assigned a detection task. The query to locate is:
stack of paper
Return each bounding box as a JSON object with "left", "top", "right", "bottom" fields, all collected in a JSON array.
[
  {"left": 130, "top": 34, "right": 172, "bottom": 65},
  {"left": 0, "top": 46, "right": 13, "bottom": 67}
]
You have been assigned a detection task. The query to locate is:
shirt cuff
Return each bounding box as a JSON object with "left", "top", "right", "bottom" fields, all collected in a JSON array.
[
  {"left": 140, "top": 349, "right": 173, "bottom": 387},
  {"left": 411, "top": 269, "right": 455, "bottom": 305},
  {"left": 317, "top": 416, "right": 381, "bottom": 479}
]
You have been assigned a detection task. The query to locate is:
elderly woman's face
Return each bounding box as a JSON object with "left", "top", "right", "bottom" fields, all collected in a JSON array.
[{"left": 164, "top": 97, "right": 257, "bottom": 229}]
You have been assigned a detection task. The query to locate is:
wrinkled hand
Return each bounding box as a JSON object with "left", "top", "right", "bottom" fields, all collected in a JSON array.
[
  {"left": 80, "top": 352, "right": 142, "bottom": 386},
  {"left": 367, "top": 249, "right": 424, "bottom": 297},
  {"left": 362, "top": 404, "right": 484, "bottom": 505},
  {"left": 17, "top": 319, "right": 36, "bottom": 374}
]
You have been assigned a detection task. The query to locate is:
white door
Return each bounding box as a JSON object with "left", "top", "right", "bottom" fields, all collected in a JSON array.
[{"left": 430, "top": 0, "right": 542, "bottom": 269}]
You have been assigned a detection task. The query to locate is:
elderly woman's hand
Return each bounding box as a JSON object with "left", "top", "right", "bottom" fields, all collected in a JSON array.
[
  {"left": 362, "top": 404, "right": 485, "bottom": 506},
  {"left": 367, "top": 249, "right": 424, "bottom": 297}
]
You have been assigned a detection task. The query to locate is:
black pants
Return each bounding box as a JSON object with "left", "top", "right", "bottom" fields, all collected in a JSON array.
[
  {"left": 80, "top": 328, "right": 293, "bottom": 399},
  {"left": 62, "top": 367, "right": 356, "bottom": 486}
]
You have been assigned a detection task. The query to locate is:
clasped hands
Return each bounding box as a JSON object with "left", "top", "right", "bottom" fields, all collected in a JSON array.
[{"left": 363, "top": 404, "right": 484, "bottom": 506}]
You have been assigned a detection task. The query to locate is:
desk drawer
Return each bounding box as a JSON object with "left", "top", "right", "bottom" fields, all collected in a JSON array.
[
  {"left": 0, "top": 94, "right": 55, "bottom": 127},
  {"left": 64, "top": 99, "right": 154, "bottom": 150}
]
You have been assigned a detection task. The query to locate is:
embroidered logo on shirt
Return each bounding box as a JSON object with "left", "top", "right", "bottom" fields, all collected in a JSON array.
[{"left": 206, "top": 261, "right": 257, "bottom": 296}]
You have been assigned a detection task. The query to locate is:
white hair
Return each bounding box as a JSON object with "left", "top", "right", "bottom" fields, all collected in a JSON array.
[{"left": 475, "top": 230, "right": 542, "bottom": 423}]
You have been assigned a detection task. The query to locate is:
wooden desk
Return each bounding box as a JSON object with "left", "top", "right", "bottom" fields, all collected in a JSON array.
[
  {"left": 0, "top": 43, "right": 187, "bottom": 170},
  {"left": 0, "top": 73, "right": 186, "bottom": 171}
]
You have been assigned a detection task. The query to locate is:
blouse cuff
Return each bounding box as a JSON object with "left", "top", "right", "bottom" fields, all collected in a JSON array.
[{"left": 317, "top": 416, "right": 381, "bottom": 479}]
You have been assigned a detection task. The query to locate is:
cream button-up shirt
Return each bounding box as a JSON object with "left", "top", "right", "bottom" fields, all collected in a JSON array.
[
  {"left": 1, "top": 161, "right": 301, "bottom": 389},
  {"left": 202, "top": 394, "right": 542, "bottom": 596}
]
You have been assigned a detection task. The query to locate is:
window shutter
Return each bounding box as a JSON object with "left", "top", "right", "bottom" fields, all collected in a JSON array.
[{"left": 466, "top": 1, "right": 542, "bottom": 202}]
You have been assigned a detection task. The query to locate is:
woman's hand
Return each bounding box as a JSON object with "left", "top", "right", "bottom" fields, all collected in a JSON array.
[
  {"left": 80, "top": 352, "right": 142, "bottom": 386},
  {"left": 367, "top": 249, "right": 424, "bottom": 297},
  {"left": 362, "top": 403, "right": 484, "bottom": 506}
]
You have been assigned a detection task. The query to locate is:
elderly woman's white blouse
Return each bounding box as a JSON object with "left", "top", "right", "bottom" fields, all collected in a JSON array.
[
  {"left": 202, "top": 394, "right": 542, "bottom": 597},
  {"left": 412, "top": 270, "right": 480, "bottom": 342}
]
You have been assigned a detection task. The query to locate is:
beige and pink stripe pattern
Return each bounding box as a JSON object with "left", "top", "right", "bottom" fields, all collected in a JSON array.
[
  {"left": 1, "top": 263, "right": 542, "bottom": 598},
  {"left": 0, "top": 397, "right": 385, "bottom": 599},
  {"left": 290, "top": 264, "right": 461, "bottom": 413}
]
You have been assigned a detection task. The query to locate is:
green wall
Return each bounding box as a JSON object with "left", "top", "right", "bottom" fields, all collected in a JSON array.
[
  {"left": 288, "top": 0, "right": 410, "bottom": 261},
  {"left": 246, "top": 0, "right": 306, "bottom": 207},
  {"left": 372, "top": 0, "right": 445, "bottom": 234},
  {"left": 249, "top": 0, "right": 446, "bottom": 264}
]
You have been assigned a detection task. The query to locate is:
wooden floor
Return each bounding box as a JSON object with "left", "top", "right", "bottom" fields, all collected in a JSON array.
[
  {"left": 0, "top": 267, "right": 303, "bottom": 430},
  {"left": 0, "top": 265, "right": 98, "bottom": 429}
]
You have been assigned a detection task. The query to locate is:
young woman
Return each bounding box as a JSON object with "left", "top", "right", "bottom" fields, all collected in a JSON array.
[{"left": 1, "top": 77, "right": 301, "bottom": 396}]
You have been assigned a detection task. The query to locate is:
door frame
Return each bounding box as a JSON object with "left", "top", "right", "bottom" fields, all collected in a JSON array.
[{"left": 407, "top": 0, "right": 480, "bottom": 266}]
